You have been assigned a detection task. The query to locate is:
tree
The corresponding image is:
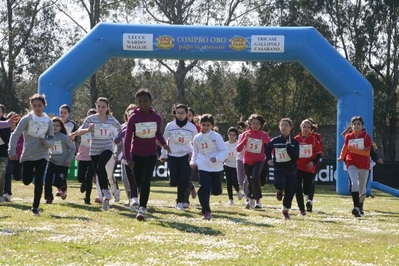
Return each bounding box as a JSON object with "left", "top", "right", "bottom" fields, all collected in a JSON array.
[
  {"left": 55, "top": 0, "right": 139, "bottom": 107},
  {"left": 0, "top": 0, "right": 61, "bottom": 112},
  {"left": 140, "top": 0, "right": 261, "bottom": 104},
  {"left": 321, "top": 0, "right": 399, "bottom": 160}
]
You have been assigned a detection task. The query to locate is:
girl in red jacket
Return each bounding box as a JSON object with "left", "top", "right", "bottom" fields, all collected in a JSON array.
[
  {"left": 236, "top": 114, "right": 270, "bottom": 209},
  {"left": 294, "top": 119, "right": 322, "bottom": 215},
  {"left": 338, "top": 116, "right": 371, "bottom": 217}
]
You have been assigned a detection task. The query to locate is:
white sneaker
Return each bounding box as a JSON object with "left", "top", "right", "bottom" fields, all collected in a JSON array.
[
  {"left": 130, "top": 197, "right": 139, "bottom": 212},
  {"left": 255, "top": 199, "right": 262, "bottom": 209},
  {"left": 0, "top": 197, "right": 4, "bottom": 203},
  {"left": 102, "top": 199, "right": 110, "bottom": 211},
  {"left": 227, "top": 199, "right": 234, "bottom": 205},
  {"left": 249, "top": 199, "right": 256, "bottom": 209},
  {"left": 113, "top": 189, "right": 121, "bottom": 202},
  {"left": 136, "top": 206, "right": 146, "bottom": 221},
  {"left": 176, "top": 202, "right": 184, "bottom": 210},
  {"left": 237, "top": 191, "right": 243, "bottom": 201},
  {"left": 103, "top": 189, "right": 111, "bottom": 200},
  {"left": 244, "top": 199, "right": 250, "bottom": 209},
  {"left": 182, "top": 202, "right": 189, "bottom": 209},
  {"left": 3, "top": 193, "right": 11, "bottom": 202}
]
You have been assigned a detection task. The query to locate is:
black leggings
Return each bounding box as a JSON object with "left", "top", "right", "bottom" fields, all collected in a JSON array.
[
  {"left": 22, "top": 159, "right": 48, "bottom": 209},
  {"left": 91, "top": 150, "right": 113, "bottom": 191},
  {"left": 78, "top": 160, "right": 95, "bottom": 199},
  {"left": 131, "top": 154, "right": 157, "bottom": 209},
  {"left": 224, "top": 165, "right": 239, "bottom": 200}
]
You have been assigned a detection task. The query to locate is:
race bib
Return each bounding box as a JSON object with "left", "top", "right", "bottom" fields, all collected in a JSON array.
[
  {"left": 93, "top": 123, "right": 113, "bottom": 139},
  {"left": 196, "top": 137, "right": 215, "bottom": 154},
  {"left": 27, "top": 120, "right": 48, "bottom": 138},
  {"left": 349, "top": 138, "right": 364, "bottom": 150},
  {"left": 171, "top": 131, "right": 191, "bottom": 145},
  {"left": 275, "top": 147, "right": 291, "bottom": 162},
  {"left": 246, "top": 138, "right": 262, "bottom": 154},
  {"left": 51, "top": 140, "right": 63, "bottom": 155},
  {"left": 135, "top": 122, "right": 157, "bottom": 138},
  {"left": 299, "top": 144, "right": 312, "bottom": 158},
  {"left": 227, "top": 148, "right": 237, "bottom": 159},
  {"left": 81, "top": 133, "right": 91, "bottom": 147}
]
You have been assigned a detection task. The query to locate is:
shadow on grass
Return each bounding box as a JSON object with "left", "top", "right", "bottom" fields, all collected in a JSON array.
[
  {"left": 155, "top": 220, "right": 224, "bottom": 236},
  {"left": 49, "top": 214, "right": 91, "bottom": 221},
  {"left": 2, "top": 202, "right": 32, "bottom": 212},
  {"left": 62, "top": 202, "right": 102, "bottom": 212}
]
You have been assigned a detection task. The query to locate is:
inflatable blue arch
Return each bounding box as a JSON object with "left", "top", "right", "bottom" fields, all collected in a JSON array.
[{"left": 38, "top": 23, "right": 390, "bottom": 196}]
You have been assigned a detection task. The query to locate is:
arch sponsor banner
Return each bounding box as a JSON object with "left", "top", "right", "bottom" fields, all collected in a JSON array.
[{"left": 122, "top": 33, "right": 284, "bottom": 53}]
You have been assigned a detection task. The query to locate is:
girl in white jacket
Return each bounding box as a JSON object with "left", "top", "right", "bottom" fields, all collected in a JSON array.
[{"left": 190, "top": 114, "right": 228, "bottom": 220}]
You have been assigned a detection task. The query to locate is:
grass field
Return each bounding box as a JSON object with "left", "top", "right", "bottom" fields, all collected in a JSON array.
[{"left": 1, "top": 180, "right": 399, "bottom": 266}]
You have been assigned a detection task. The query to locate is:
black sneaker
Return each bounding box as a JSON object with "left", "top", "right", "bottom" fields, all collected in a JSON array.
[
  {"left": 282, "top": 210, "right": 290, "bottom": 220},
  {"left": 80, "top": 183, "right": 86, "bottom": 193},
  {"left": 31, "top": 208, "right": 40, "bottom": 215},
  {"left": 352, "top": 207, "right": 362, "bottom": 217},
  {"left": 276, "top": 190, "right": 283, "bottom": 201},
  {"left": 45, "top": 197, "right": 53, "bottom": 204},
  {"left": 84, "top": 198, "right": 91, "bottom": 205},
  {"left": 306, "top": 201, "right": 313, "bottom": 212}
]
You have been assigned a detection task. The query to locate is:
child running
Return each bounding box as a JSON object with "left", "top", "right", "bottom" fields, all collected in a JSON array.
[
  {"left": 44, "top": 117, "right": 76, "bottom": 203},
  {"left": 237, "top": 114, "right": 270, "bottom": 209},
  {"left": 224, "top": 127, "right": 243, "bottom": 205},
  {"left": 114, "top": 104, "right": 139, "bottom": 209},
  {"left": 8, "top": 94, "right": 54, "bottom": 215},
  {"left": 161, "top": 104, "right": 197, "bottom": 210},
  {"left": 190, "top": 114, "right": 228, "bottom": 220},
  {"left": 75, "top": 108, "right": 97, "bottom": 204},
  {"left": 70, "top": 97, "right": 121, "bottom": 211},
  {"left": 266, "top": 118, "right": 299, "bottom": 220},
  {"left": 4, "top": 112, "right": 23, "bottom": 202},
  {"left": 0, "top": 104, "right": 11, "bottom": 203},
  {"left": 294, "top": 119, "right": 322, "bottom": 215},
  {"left": 338, "top": 116, "right": 371, "bottom": 217},
  {"left": 123, "top": 89, "right": 170, "bottom": 221},
  {"left": 236, "top": 121, "right": 250, "bottom": 208}
]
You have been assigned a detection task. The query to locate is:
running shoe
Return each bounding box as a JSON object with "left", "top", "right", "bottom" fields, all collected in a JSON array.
[
  {"left": 136, "top": 207, "right": 146, "bottom": 221},
  {"left": 202, "top": 212, "right": 212, "bottom": 220},
  {"left": 276, "top": 190, "right": 283, "bottom": 201}
]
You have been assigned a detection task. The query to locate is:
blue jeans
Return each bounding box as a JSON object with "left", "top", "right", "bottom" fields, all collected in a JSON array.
[
  {"left": 273, "top": 167, "right": 297, "bottom": 209},
  {"left": 198, "top": 170, "right": 223, "bottom": 214}
]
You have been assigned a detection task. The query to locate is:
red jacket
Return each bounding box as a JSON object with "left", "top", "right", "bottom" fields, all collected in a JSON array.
[{"left": 237, "top": 129, "right": 270, "bottom": 166}]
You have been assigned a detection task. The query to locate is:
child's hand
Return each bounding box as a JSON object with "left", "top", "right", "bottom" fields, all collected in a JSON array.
[
  {"left": 9, "top": 155, "right": 18, "bottom": 161},
  {"left": 267, "top": 159, "right": 274, "bottom": 166},
  {"left": 286, "top": 135, "right": 291, "bottom": 144},
  {"left": 245, "top": 133, "right": 250, "bottom": 140},
  {"left": 64, "top": 161, "right": 71, "bottom": 167},
  {"left": 190, "top": 163, "right": 196, "bottom": 169},
  {"left": 39, "top": 138, "right": 46, "bottom": 144},
  {"left": 210, "top": 157, "right": 216, "bottom": 163},
  {"left": 306, "top": 162, "right": 314, "bottom": 171},
  {"left": 337, "top": 157, "right": 344, "bottom": 162}
]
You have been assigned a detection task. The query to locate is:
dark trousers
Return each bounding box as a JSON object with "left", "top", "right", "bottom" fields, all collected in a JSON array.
[
  {"left": 44, "top": 162, "right": 69, "bottom": 199},
  {"left": 273, "top": 167, "right": 297, "bottom": 209},
  {"left": 244, "top": 161, "right": 263, "bottom": 199},
  {"left": 22, "top": 159, "right": 48, "bottom": 209},
  {"left": 124, "top": 164, "right": 138, "bottom": 198},
  {"left": 295, "top": 169, "right": 316, "bottom": 211},
  {"left": 4, "top": 160, "right": 22, "bottom": 195},
  {"left": 91, "top": 150, "right": 113, "bottom": 191},
  {"left": 131, "top": 154, "right": 158, "bottom": 209},
  {"left": 78, "top": 160, "right": 95, "bottom": 200},
  {"left": 183, "top": 167, "right": 196, "bottom": 204},
  {"left": 224, "top": 165, "right": 239, "bottom": 200},
  {"left": 198, "top": 170, "right": 223, "bottom": 214},
  {"left": 168, "top": 155, "right": 190, "bottom": 203}
]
